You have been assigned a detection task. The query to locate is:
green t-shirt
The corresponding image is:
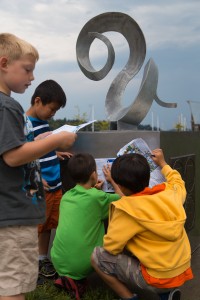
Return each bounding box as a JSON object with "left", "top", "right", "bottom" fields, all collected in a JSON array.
[{"left": 51, "top": 184, "right": 120, "bottom": 279}]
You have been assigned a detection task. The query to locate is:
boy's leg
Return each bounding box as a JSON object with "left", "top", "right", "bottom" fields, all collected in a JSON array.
[
  {"left": 38, "top": 230, "right": 56, "bottom": 278},
  {"left": 38, "top": 189, "right": 62, "bottom": 278},
  {"left": 91, "top": 247, "right": 161, "bottom": 300},
  {"left": 92, "top": 258, "right": 135, "bottom": 299},
  {"left": 38, "top": 230, "right": 57, "bottom": 278},
  {"left": 38, "top": 230, "right": 51, "bottom": 256},
  {"left": 91, "top": 247, "right": 140, "bottom": 299}
]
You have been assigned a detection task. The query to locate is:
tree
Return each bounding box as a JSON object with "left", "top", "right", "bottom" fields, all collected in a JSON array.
[{"left": 174, "top": 122, "right": 184, "bottom": 132}]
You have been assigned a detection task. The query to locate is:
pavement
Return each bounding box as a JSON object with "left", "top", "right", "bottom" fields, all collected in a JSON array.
[{"left": 179, "top": 233, "right": 200, "bottom": 300}]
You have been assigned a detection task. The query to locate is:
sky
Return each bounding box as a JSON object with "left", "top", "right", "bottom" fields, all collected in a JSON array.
[{"left": 1, "top": 0, "right": 200, "bottom": 130}]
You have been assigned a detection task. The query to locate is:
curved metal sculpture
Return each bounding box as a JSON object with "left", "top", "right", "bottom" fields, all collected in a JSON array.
[{"left": 76, "top": 12, "right": 177, "bottom": 125}]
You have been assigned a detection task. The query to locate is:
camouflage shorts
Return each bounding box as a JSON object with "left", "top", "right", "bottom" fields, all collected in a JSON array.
[{"left": 92, "top": 247, "right": 168, "bottom": 298}]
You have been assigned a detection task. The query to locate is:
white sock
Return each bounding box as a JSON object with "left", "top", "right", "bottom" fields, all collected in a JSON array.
[{"left": 39, "top": 254, "right": 48, "bottom": 261}]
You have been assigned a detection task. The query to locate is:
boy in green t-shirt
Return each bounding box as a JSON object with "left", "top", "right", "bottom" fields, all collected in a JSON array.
[{"left": 51, "top": 153, "right": 123, "bottom": 299}]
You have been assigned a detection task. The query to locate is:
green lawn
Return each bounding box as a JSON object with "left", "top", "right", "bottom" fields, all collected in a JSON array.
[{"left": 25, "top": 277, "right": 117, "bottom": 300}]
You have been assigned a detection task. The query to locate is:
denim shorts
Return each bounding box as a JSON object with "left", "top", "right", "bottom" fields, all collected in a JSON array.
[{"left": 92, "top": 247, "right": 170, "bottom": 300}]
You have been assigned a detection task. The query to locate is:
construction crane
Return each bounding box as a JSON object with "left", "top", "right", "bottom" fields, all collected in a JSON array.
[{"left": 187, "top": 100, "right": 200, "bottom": 131}]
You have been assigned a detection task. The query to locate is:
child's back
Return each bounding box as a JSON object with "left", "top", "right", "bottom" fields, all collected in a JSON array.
[
  {"left": 51, "top": 153, "right": 122, "bottom": 298},
  {"left": 91, "top": 150, "right": 193, "bottom": 300},
  {"left": 51, "top": 182, "right": 120, "bottom": 278}
]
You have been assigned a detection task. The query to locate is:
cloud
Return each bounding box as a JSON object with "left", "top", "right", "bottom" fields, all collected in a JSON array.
[
  {"left": 1, "top": 0, "right": 200, "bottom": 61},
  {"left": 2, "top": 0, "right": 200, "bottom": 129},
  {"left": 128, "top": 1, "right": 200, "bottom": 49}
]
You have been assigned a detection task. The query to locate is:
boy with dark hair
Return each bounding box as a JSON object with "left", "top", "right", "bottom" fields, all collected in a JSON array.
[
  {"left": 0, "top": 33, "right": 76, "bottom": 300},
  {"left": 26, "top": 79, "right": 72, "bottom": 281},
  {"left": 51, "top": 153, "right": 123, "bottom": 300},
  {"left": 91, "top": 149, "right": 193, "bottom": 300}
]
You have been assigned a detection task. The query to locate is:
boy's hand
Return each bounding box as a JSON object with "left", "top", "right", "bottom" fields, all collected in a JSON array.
[
  {"left": 56, "top": 151, "right": 73, "bottom": 160},
  {"left": 151, "top": 149, "right": 167, "bottom": 168},
  {"left": 42, "top": 178, "right": 50, "bottom": 191},
  {"left": 94, "top": 180, "right": 104, "bottom": 190},
  {"left": 103, "top": 164, "right": 124, "bottom": 196},
  {"left": 35, "top": 132, "right": 52, "bottom": 140},
  {"left": 56, "top": 132, "right": 77, "bottom": 151},
  {"left": 102, "top": 164, "right": 112, "bottom": 182}
]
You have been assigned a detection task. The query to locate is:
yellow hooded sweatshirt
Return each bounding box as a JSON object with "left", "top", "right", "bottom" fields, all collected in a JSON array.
[{"left": 104, "top": 165, "right": 191, "bottom": 279}]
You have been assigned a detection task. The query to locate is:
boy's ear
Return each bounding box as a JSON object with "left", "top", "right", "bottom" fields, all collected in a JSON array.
[
  {"left": 117, "top": 184, "right": 132, "bottom": 196},
  {"left": 34, "top": 97, "right": 42, "bottom": 105},
  {"left": 0, "top": 57, "right": 8, "bottom": 69},
  {"left": 90, "top": 170, "right": 96, "bottom": 180},
  {"left": 90, "top": 170, "right": 97, "bottom": 184}
]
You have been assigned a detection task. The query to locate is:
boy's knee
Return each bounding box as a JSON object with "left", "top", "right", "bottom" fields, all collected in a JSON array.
[{"left": 91, "top": 249, "right": 97, "bottom": 268}]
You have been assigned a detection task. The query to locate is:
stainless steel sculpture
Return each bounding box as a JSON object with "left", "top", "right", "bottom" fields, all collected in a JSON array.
[{"left": 76, "top": 12, "right": 177, "bottom": 127}]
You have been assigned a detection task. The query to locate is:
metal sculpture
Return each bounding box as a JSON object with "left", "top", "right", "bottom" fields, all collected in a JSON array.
[{"left": 76, "top": 12, "right": 177, "bottom": 127}]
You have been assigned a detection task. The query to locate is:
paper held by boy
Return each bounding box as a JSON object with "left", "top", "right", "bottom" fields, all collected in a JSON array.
[
  {"left": 52, "top": 120, "right": 96, "bottom": 134},
  {"left": 96, "top": 138, "right": 165, "bottom": 193}
]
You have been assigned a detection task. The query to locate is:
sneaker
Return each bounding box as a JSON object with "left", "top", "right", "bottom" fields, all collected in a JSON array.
[
  {"left": 39, "top": 258, "right": 57, "bottom": 278},
  {"left": 159, "top": 289, "right": 181, "bottom": 300},
  {"left": 37, "top": 275, "right": 47, "bottom": 286},
  {"left": 54, "top": 276, "right": 64, "bottom": 289},
  {"left": 54, "top": 276, "right": 88, "bottom": 300},
  {"left": 169, "top": 289, "right": 181, "bottom": 300},
  {"left": 76, "top": 278, "right": 88, "bottom": 298}
]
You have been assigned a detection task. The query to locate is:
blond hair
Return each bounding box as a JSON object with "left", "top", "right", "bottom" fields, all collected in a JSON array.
[{"left": 0, "top": 33, "right": 39, "bottom": 62}]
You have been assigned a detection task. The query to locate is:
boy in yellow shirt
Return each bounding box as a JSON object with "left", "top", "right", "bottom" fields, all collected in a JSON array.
[{"left": 91, "top": 149, "right": 193, "bottom": 300}]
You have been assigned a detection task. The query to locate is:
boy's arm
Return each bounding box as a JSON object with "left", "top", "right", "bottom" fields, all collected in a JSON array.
[
  {"left": 151, "top": 148, "right": 167, "bottom": 168},
  {"left": 104, "top": 207, "right": 141, "bottom": 254},
  {"left": 103, "top": 165, "right": 124, "bottom": 196},
  {"left": 151, "top": 148, "right": 186, "bottom": 204},
  {"left": 3, "top": 131, "right": 76, "bottom": 167}
]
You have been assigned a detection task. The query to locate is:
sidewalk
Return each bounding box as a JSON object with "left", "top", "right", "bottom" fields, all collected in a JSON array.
[{"left": 179, "top": 234, "right": 200, "bottom": 300}]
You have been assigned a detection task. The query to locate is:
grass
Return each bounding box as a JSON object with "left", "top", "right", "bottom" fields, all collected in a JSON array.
[
  {"left": 25, "top": 278, "right": 180, "bottom": 300},
  {"left": 25, "top": 276, "right": 117, "bottom": 300}
]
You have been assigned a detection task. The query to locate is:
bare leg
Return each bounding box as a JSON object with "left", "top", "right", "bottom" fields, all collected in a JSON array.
[
  {"left": 38, "top": 230, "right": 51, "bottom": 255},
  {"left": 0, "top": 294, "right": 25, "bottom": 300},
  {"left": 91, "top": 255, "right": 136, "bottom": 299}
]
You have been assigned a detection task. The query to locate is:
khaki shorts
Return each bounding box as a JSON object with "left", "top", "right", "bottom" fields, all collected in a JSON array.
[
  {"left": 92, "top": 247, "right": 170, "bottom": 299},
  {"left": 0, "top": 225, "right": 38, "bottom": 296},
  {"left": 38, "top": 189, "right": 62, "bottom": 233}
]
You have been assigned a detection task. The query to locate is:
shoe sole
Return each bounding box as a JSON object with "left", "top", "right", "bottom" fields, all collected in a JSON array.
[{"left": 39, "top": 271, "right": 57, "bottom": 278}]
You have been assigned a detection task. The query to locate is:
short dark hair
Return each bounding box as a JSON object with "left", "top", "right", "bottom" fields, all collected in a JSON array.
[
  {"left": 31, "top": 79, "right": 66, "bottom": 107},
  {"left": 111, "top": 153, "right": 150, "bottom": 194},
  {"left": 67, "top": 153, "right": 96, "bottom": 184}
]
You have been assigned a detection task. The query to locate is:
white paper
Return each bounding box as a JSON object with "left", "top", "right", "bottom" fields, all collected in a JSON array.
[
  {"left": 95, "top": 158, "right": 116, "bottom": 193},
  {"left": 52, "top": 120, "right": 96, "bottom": 134},
  {"left": 117, "top": 138, "right": 165, "bottom": 188}
]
